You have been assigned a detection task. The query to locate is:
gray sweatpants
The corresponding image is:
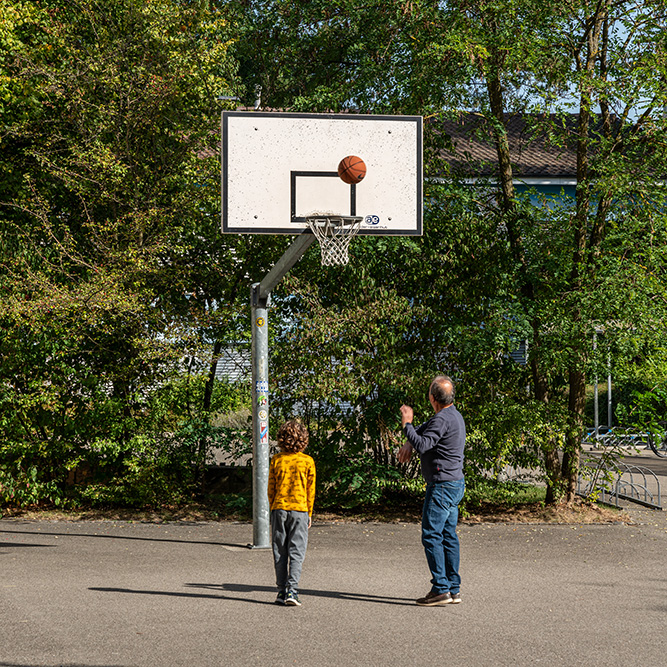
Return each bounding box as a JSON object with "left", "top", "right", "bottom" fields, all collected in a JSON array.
[{"left": 271, "top": 509, "right": 309, "bottom": 592}]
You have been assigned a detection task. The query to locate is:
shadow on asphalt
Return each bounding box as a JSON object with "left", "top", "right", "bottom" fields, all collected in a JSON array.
[
  {"left": 89, "top": 582, "right": 415, "bottom": 607},
  {"left": 193, "top": 582, "right": 416, "bottom": 606},
  {"left": 90, "top": 586, "right": 276, "bottom": 606},
  {"left": 0, "top": 528, "right": 247, "bottom": 550}
]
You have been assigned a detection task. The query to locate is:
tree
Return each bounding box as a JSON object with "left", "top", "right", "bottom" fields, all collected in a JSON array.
[
  {"left": 455, "top": 0, "right": 667, "bottom": 500},
  {"left": 236, "top": 0, "right": 667, "bottom": 504},
  {"left": 0, "top": 0, "right": 280, "bottom": 505}
]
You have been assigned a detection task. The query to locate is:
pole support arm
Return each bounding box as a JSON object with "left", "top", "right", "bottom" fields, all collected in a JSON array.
[{"left": 257, "top": 233, "right": 316, "bottom": 301}]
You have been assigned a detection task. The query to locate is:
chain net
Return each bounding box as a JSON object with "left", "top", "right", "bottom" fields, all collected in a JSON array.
[{"left": 305, "top": 214, "right": 363, "bottom": 266}]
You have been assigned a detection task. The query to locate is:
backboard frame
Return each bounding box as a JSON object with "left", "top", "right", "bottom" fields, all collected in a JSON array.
[{"left": 221, "top": 111, "right": 423, "bottom": 236}]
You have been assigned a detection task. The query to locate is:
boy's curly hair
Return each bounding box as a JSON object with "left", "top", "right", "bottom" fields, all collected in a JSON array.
[{"left": 276, "top": 419, "right": 309, "bottom": 453}]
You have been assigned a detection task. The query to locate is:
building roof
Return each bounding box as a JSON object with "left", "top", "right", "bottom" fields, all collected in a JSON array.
[
  {"left": 212, "top": 109, "right": 637, "bottom": 181},
  {"left": 435, "top": 112, "right": 579, "bottom": 179}
]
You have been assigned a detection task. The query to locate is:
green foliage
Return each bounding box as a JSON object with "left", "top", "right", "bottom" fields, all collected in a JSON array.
[
  {"left": 0, "top": 0, "right": 265, "bottom": 508},
  {"left": 0, "top": 463, "right": 63, "bottom": 507},
  {"left": 3, "top": 0, "right": 667, "bottom": 512},
  {"left": 316, "top": 452, "right": 424, "bottom": 510},
  {"left": 219, "top": 492, "right": 252, "bottom": 514},
  {"left": 244, "top": 0, "right": 667, "bottom": 506},
  {"left": 616, "top": 385, "right": 667, "bottom": 440},
  {"left": 73, "top": 434, "right": 190, "bottom": 507},
  {"left": 464, "top": 408, "right": 557, "bottom": 482},
  {"left": 462, "top": 479, "right": 546, "bottom": 516}
]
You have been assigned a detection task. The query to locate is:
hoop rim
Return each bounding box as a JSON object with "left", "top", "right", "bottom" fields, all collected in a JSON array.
[{"left": 304, "top": 214, "right": 363, "bottom": 228}]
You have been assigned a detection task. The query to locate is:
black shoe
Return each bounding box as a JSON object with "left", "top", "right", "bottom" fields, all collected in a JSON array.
[
  {"left": 284, "top": 590, "right": 302, "bottom": 606},
  {"left": 275, "top": 591, "right": 286, "bottom": 605},
  {"left": 416, "top": 591, "right": 453, "bottom": 606}
]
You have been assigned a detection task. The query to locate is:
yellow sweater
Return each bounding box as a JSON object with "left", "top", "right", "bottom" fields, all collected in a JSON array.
[{"left": 268, "top": 451, "right": 316, "bottom": 516}]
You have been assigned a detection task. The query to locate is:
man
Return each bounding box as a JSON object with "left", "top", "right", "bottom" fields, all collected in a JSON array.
[{"left": 398, "top": 375, "right": 466, "bottom": 606}]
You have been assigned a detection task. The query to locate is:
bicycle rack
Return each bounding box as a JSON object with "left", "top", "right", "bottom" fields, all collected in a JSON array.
[
  {"left": 577, "top": 457, "right": 663, "bottom": 510},
  {"left": 581, "top": 428, "right": 652, "bottom": 452}
]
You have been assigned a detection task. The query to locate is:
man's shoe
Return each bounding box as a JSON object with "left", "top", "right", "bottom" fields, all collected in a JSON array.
[
  {"left": 416, "top": 591, "right": 453, "bottom": 606},
  {"left": 275, "top": 590, "right": 286, "bottom": 605},
  {"left": 284, "top": 590, "right": 302, "bottom": 606},
  {"left": 450, "top": 592, "right": 462, "bottom": 604}
]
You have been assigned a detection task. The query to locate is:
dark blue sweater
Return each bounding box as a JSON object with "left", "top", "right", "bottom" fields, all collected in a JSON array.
[{"left": 404, "top": 405, "right": 465, "bottom": 483}]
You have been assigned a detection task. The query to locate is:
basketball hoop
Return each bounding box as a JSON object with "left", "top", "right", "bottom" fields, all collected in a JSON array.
[{"left": 305, "top": 214, "right": 363, "bottom": 266}]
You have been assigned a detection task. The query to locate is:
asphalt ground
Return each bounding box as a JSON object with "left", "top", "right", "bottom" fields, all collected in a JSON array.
[{"left": 1, "top": 507, "right": 667, "bottom": 667}]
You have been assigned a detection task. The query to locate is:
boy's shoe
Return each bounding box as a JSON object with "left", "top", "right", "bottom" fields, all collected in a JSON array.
[
  {"left": 416, "top": 591, "right": 453, "bottom": 606},
  {"left": 450, "top": 592, "right": 462, "bottom": 604},
  {"left": 275, "top": 591, "right": 286, "bottom": 605},
  {"left": 284, "top": 590, "right": 302, "bottom": 607}
]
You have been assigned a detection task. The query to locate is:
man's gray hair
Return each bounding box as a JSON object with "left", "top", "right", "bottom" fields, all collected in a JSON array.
[{"left": 430, "top": 375, "right": 455, "bottom": 406}]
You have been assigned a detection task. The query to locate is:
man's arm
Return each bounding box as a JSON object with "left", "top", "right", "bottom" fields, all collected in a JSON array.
[
  {"left": 398, "top": 405, "right": 414, "bottom": 462},
  {"left": 403, "top": 416, "right": 445, "bottom": 454},
  {"left": 397, "top": 441, "right": 413, "bottom": 463}
]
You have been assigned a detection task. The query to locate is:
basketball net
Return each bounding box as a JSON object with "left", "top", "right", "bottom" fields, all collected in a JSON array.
[{"left": 305, "top": 214, "right": 363, "bottom": 266}]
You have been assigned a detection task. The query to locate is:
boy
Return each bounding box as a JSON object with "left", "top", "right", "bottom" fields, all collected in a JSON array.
[{"left": 268, "top": 419, "right": 316, "bottom": 606}]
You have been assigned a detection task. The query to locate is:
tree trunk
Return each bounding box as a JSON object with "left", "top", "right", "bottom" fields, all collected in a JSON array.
[
  {"left": 487, "top": 52, "right": 563, "bottom": 501},
  {"left": 563, "top": 367, "right": 586, "bottom": 503},
  {"left": 203, "top": 339, "right": 223, "bottom": 414}
]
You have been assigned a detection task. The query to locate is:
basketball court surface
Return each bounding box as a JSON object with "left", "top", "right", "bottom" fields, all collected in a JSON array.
[{"left": 1, "top": 511, "right": 665, "bottom": 666}]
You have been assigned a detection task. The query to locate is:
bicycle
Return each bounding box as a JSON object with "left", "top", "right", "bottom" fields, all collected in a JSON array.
[
  {"left": 648, "top": 431, "right": 667, "bottom": 458},
  {"left": 583, "top": 426, "right": 666, "bottom": 457}
]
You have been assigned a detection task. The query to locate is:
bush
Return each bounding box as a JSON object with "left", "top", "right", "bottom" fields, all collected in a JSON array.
[
  {"left": 0, "top": 463, "right": 63, "bottom": 507},
  {"left": 0, "top": 368, "right": 253, "bottom": 510},
  {"left": 316, "top": 452, "right": 424, "bottom": 510},
  {"left": 462, "top": 478, "right": 545, "bottom": 515}
]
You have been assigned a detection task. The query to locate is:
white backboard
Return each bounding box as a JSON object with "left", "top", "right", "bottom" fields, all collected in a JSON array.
[{"left": 221, "top": 112, "right": 422, "bottom": 235}]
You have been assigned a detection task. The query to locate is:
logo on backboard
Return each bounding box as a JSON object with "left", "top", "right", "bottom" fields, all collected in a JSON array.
[{"left": 364, "top": 215, "right": 380, "bottom": 226}]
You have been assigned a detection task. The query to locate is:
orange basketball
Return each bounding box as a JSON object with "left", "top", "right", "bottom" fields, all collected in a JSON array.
[{"left": 338, "top": 155, "right": 367, "bottom": 184}]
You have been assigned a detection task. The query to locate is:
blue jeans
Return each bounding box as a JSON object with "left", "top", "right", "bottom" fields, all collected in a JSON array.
[{"left": 421, "top": 479, "right": 465, "bottom": 594}]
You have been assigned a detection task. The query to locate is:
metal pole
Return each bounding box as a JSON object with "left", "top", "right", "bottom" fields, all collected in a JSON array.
[
  {"left": 250, "top": 283, "right": 270, "bottom": 549},
  {"left": 248, "top": 234, "right": 317, "bottom": 548},
  {"left": 607, "top": 352, "right": 612, "bottom": 430},
  {"left": 593, "top": 332, "right": 599, "bottom": 437}
]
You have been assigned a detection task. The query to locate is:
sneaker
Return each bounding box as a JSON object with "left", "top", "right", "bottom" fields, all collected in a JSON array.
[
  {"left": 416, "top": 591, "right": 453, "bottom": 606},
  {"left": 450, "top": 592, "right": 462, "bottom": 604},
  {"left": 284, "top": 590, "right": 302, "bottom": 607},
  {"left": 275, "top": 591, "right": 286, "bottom": 605}
]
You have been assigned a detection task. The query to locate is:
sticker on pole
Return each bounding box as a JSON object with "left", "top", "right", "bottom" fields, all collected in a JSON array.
[
  {"left": 259, "top": 410, "right": 268, "bottom": 420},
  {"left": 260, "top": 421, "right": 269, "bottom": 444},
  {"left": 256, "top": 381, "right": 268, "bottom": 393}
]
